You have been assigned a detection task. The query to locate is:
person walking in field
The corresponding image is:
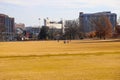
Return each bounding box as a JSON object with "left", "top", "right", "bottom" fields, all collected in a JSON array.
[{"left": 64, "top": 40, "right": 66, "bottom": 44}]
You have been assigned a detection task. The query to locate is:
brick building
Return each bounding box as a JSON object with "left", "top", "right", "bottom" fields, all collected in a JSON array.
[{"left": 0, "top": 13, "right": 15, "bottom": 40}]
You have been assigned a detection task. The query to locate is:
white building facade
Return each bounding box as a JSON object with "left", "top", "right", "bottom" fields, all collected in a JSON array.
[{"left": 44, "top": 18, "right": 65, "bottom": 34}]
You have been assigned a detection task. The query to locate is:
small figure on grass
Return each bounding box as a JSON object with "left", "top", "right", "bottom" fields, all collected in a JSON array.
[{"left": 64, "top": 40, "right": 66, "bottom": 44}]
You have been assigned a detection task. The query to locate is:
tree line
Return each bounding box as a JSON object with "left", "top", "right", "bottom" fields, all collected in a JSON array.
[
  {"left": 0, "top": 15, "right": 120, "bottom": 41},
  {"left": 38, "top": 15, "right": 120, "bottom": 40}
]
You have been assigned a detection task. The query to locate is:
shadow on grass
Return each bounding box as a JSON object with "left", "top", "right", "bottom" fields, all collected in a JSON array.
[{"left": 0, "top": 52, "right": 120, "bottom": 59}]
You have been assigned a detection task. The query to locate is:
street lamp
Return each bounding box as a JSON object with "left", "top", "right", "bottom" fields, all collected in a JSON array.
[{"left": 38, "top": 18, "right": 41, "bottom": 33}]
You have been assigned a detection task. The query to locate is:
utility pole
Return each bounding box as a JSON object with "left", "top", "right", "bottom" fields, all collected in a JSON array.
[
  {"left": 61, "top": 18, "right": 65, "bottom": 34},
  {"left": 38, "top": 18, "right": 41, "bottom": 33}
]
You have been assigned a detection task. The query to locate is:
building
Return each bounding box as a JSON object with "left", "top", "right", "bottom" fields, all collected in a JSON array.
[
  {"left": 118, "top": 17, "right": 120, "bottom": 25},
  {"left": 25, "top": 27, "right": 40, "bottom": 39},
  {"left": 0, "top": 14, "right": 14, "bottom": 33},
  {"left": 44, "top": 18, "right": 64, "bottom": 34},
  {"left": 15, "top": 23, "right": 25, "bottom": 35},
  {"left": 79, "top": 11, "right": 117, "bottom": 33},
  {"left": 0, "top": 13, "right": 15, "bottom": 40},
  {"left": 15, "top": 23, "right": 25, "bottom": 30},
  {"left": 25, "top": 27, "right": 40, "bottom": 35}
]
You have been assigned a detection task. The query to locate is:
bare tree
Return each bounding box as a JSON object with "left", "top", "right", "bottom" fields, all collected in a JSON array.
[
  {"left": 90, "top": 15, "right": 113, "bottom": 39},
  {"left": 116, "top": 26, "right": 120, "bottom": 34},
  {"left": 86, "top": 31, "right": 96, "bottom": 38},
  {"left": 114, "top": 25, "right": 120, "bottom": 37},
  {"left": 64, "top": 19, "right": 80, "bottom": 40}
]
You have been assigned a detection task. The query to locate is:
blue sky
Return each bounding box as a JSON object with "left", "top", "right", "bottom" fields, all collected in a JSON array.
[{"left": 0, "top": 0, "right": 120, "bottom": 26}]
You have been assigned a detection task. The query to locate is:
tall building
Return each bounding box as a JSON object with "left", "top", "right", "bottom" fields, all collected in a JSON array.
[
  {"left": 79, "top": 11, "right": 117, "bottom": 33},
  {"left": 0, "top": 13, "right": 15, "bottom": 40},
  {"left": 0, "top": 14, "right": 14, "bottom": 33}
]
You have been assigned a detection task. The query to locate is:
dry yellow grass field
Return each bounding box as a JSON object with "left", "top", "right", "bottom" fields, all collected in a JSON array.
[{"left": 0, "top": 40, "right": 120, "bottom": 80}]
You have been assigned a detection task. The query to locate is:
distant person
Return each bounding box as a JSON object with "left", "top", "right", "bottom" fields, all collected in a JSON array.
[{"left": 64, "top": 40, "right": 66, "bottom": 44}]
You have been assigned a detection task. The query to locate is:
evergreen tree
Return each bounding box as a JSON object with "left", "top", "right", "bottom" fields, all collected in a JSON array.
[{"left": 38, "top": 26, "right": 49, "bottom": 40}]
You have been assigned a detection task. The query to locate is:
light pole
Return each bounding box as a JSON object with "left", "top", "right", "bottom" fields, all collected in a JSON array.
[{"left": 38, "top": 18, "right": 41, "bottom": 33}]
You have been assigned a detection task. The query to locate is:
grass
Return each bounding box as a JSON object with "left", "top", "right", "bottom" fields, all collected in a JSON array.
[{"left": 0, "top": 40, "right": 120, "bottom": 80}]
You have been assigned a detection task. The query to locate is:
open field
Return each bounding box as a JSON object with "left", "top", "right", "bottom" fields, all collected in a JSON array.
[{"left": 0, "top": 40, "right": 120, "bottom": 80}]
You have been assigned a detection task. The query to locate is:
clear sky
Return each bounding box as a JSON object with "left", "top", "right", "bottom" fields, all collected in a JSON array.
[{"left": 0, "top": 0, "right": 120, "bottom": 26}]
